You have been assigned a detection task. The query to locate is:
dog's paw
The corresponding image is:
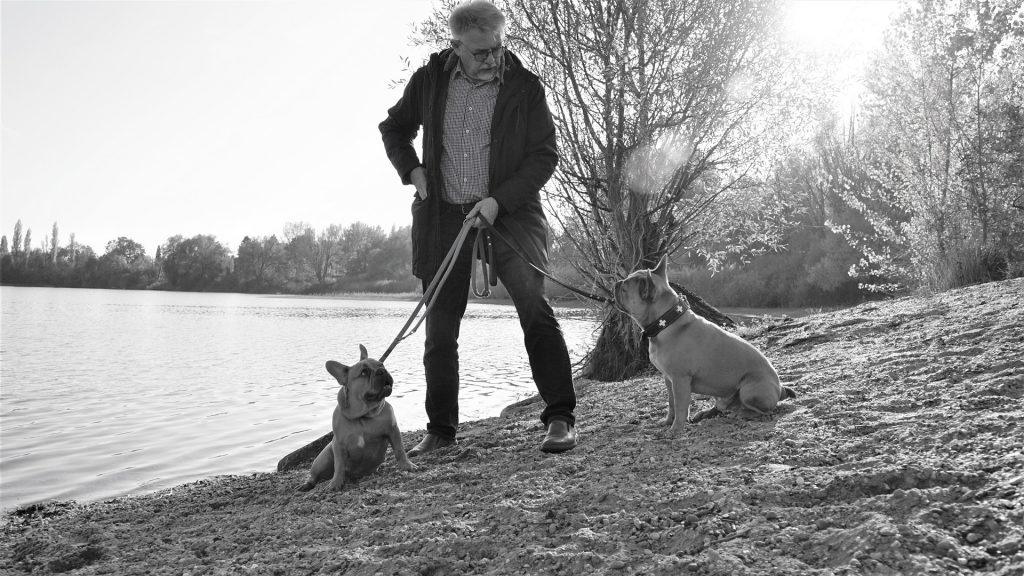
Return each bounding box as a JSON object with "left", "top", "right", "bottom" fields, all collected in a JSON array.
[
  {"left": 663, "top": 415, "right": 675, "bottom": 427},
  {"left": 398, "top": 460, "right": 418, "bottom": 472},
  {"left": 296, "top": 481, "right": 316, "bottom": 492}
]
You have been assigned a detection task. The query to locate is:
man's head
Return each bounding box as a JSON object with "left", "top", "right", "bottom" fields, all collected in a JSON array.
[{"left": 449, "top": 0, "right": 506, "bottom": 82}]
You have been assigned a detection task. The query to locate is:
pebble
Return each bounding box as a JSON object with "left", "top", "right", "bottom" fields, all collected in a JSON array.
[
  {"left": 765, "top": 511, "right": 779, "bottom": 520},
  {"left": 998, "top": 540, "right": 1021, "bottom": 554},
  {"left": 966, "top": 532, "right": 983, "bottom": 544}
]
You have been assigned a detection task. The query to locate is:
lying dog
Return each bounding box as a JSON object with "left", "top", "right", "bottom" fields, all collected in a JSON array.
[
  {"left": 615, "top": 258, "right": 795, "bottom": 432},
  {"left": 298, "top": 345, "right": 415, "bottom": 491}
]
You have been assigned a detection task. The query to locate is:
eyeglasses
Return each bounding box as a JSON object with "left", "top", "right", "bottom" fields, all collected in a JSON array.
[{"left": 453, "top": 40, "right": 505, "bottom": 62}]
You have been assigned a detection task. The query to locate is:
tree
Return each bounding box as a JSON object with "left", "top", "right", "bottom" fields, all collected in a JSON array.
[
  {"left": 236, "top": 235, "right": 286, "bottom": 291},
  {"left": 161, "top": 235, "right": 232, "bottom": 291},
  {"left": 339, "top": 222, "right": 386, "bottom": 278},
  {"left": 50, "top": 222, "right": 59, "bottom": 264},
  {"left": 311, "top": 224, "right": 344, "bottom": 288},
  {"left": 12, "top": 220, "right": 23, "bottom": 256},
  {"left": 853, "top": 0, "right": 1024, "bottom": 291},
  {"left": 282, "top": 222, "right": 316, "bottom": 290},
  {"left": 105, "top": 237, "right": 147, "bottom": 264},
  {"left": 367, "top": 226, "right": 417, "bottom": 291},
  {"left": 69, "top": 233, "right": 79, "bottom": 266},
  {"left": 415, "top": 0, "right": 793, "bottom": 379}
]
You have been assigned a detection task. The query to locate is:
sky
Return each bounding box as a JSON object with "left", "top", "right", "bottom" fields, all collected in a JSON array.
[{"left": 1, "top": 0, "right": 900, "bottom": 257}]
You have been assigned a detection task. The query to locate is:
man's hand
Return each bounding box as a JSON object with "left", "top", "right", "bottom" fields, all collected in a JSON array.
[
  {"left": 467, "top": 197, "right": 499, "bottom": 229},
  {"left": 410, "top": 166, "right": 428, "bottom": 200}
]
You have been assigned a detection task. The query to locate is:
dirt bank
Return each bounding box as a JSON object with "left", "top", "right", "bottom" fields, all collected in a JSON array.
[{"left": 2, "top": 279, "right": 1022, "bottom": 575}]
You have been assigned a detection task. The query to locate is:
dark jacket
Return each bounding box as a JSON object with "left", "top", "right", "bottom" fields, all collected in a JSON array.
[{"left": 379, "top": 49, "right": 558, "bottom": 280}]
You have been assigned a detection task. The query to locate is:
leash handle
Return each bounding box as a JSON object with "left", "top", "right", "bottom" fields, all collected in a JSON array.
[{"left": 471, "top": 229, "right": 496, "bottom": 298}]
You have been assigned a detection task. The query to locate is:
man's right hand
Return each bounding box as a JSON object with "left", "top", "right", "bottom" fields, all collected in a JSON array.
[{"left": 410, "top": 166, "right": 428, "bottom": 200}]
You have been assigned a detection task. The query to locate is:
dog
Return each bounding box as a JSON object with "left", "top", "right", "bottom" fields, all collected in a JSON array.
[
  {"left": 614, "top": 257, "right": 796, "bottom": 432},
  {"left": 298, "top": 344, "right": 415, "bottom": 491}
]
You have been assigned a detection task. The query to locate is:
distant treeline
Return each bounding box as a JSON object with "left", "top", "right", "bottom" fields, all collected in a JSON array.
[
  {"left": 3, "top": 193, "right": 1022, "bottom": 308},
  {"left": 0, "top": 221, "right": 420, "bottom": 295}
]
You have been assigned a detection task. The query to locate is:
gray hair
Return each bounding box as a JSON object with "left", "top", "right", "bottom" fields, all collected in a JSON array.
[{"left": 449, "top": 0, "right": 506, "bottom": 37}]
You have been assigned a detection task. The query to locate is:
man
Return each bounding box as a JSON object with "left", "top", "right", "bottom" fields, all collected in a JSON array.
[{"left": 379, "top": 0, "right": 577, "bottom": 455}]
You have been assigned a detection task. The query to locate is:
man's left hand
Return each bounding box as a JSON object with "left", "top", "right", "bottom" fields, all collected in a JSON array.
[{"left": 467, "top": 197, "right": 499, "bottom": 229}]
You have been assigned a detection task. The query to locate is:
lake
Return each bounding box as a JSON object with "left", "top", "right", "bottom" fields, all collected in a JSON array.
[{"left": 0, "top": 286, "right": 600, "bottom": 511}]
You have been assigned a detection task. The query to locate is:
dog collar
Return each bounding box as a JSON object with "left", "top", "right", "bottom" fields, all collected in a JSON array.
[{"left": 642, "top": 298, "right": 690, "bottom": 339}]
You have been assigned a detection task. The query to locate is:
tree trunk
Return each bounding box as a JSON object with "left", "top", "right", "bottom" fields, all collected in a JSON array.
[
  {"left": 581, "top": 283, "right": 735, "bottom": 382},
  {"left": 277, "top": 432, "right": 332, "bottom": 472}
]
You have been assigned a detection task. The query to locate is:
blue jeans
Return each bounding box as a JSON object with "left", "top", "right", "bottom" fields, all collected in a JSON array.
[{"left": 421, "top": 206, "right": 576, "bottom": 440}]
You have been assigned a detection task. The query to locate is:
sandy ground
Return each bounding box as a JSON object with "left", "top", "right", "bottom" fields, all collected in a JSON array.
[{"left": 2, "top": 278, "right": 1022, "bottom": 575}]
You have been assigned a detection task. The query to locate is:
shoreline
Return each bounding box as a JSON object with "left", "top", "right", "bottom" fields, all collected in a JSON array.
[{"left": 3, "top": 279, "right": 1021, "bottom": 575}]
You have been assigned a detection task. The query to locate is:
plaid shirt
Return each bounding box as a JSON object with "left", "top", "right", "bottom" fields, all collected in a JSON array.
[{"left": 440, "top": 56, "right": 502, "bottom": 204}]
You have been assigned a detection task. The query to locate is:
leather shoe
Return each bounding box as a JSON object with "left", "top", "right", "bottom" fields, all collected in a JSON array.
[
  {"left": 407, "top": 433, "right": 455, "bottom": 457},
  {"left": 540, "top": 419, "right": 577, "bottom": 453}
]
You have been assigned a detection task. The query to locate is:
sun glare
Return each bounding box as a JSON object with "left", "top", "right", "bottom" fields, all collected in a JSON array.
[
  {"left": 783, "top": 0, "right": 899, "bottom": 52},
  {"left": 783, "top": 0, "right": 901, "bottom": 118}
]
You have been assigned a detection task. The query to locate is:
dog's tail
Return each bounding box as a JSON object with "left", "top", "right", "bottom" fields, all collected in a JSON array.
[{"left": 780, "top": 386, "right": 797, "bottom": 400}]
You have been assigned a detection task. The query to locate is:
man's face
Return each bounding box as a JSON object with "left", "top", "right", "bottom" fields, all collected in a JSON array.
[{"left": 454, "top": 27, "right": 504, "bottom": 82}]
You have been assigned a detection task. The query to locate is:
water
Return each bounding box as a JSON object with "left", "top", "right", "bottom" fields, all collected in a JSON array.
[{"left": 0, "top": 286, "right": 599, "bottom": 511}]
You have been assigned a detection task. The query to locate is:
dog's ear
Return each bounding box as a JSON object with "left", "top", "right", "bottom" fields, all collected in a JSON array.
[
  {"left": 326, "top": 360, "right": 349, "bottom": 385},
  {"left": 653, "top": 256, "right": 668, "bottom": 280},
  {"left": 358, "top": 344, "right": 368, "bottom": 361}
]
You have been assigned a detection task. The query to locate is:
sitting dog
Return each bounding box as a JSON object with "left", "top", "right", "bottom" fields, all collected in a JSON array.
[
  {"left": 614, "top": 258, "right": 796, "bottom": 432},
  {"left": 298, "top": 345, "right": 415, "bottom": 491}
]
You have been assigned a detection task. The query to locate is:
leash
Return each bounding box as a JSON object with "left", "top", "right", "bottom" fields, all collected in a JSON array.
[
  {"left": 482, "top": 224, "right": 612, "bottom": 304},
  {"left": 379, "top": 218, "right": 475, "bottom": 363},
  {"left": 379, "top": 214, "right": 611, "bottom": 362}
]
